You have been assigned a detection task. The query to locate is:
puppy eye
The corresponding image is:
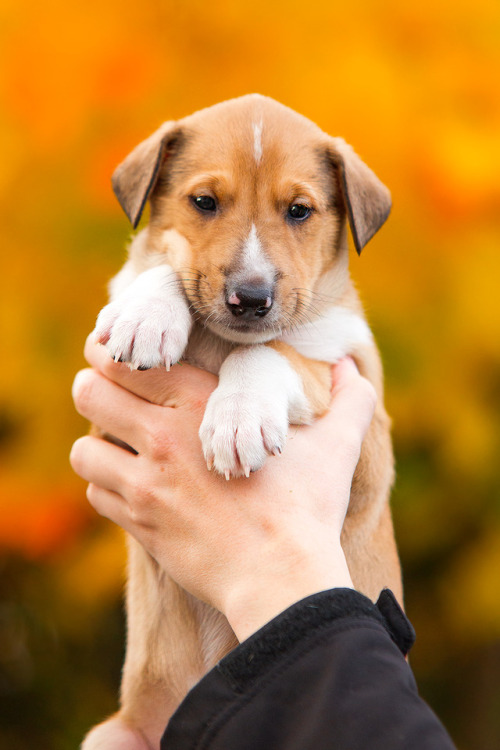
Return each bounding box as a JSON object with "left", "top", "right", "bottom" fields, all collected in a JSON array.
[
  {"left": 192, "top": 195, "right": 217, "bottom": 213},
  {"left": 288, "top": 203, "right": 312, "bottom": 221}
]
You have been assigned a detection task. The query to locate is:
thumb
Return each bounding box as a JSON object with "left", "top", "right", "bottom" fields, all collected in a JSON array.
[{"left": 316, "top": 358, "right": 377, "bottom": 449}]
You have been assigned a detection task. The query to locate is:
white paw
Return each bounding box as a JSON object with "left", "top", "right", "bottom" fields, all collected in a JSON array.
[
  {"left": 199, "top": 389, "right": 290, "bottom": 479},
  {"left": 93, "top": 272, "right": 192, "bottom": 370}
]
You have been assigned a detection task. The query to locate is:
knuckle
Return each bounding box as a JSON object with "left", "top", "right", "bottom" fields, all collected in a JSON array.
[
  {"left": 128, "top": 494, "right": 153, "bottom": 526},
  {"left": 190, "top": 394, "right": 209, "bottom": 413},
  {"left": 128, "top": 472, "right": 155, "bottom": 511},
  {"left": 145, "top": 424, "right": 173, "bottom": 461},
  {"left": 129, "top": 475, "right": 147, "bottom": 505}
]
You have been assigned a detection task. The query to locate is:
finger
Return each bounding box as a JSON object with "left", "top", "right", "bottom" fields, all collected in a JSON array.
[
  {"left": 72, "top": 369, "right": 162, "bottom": 454},
  {"left": 86, "top": 483, "right": 130, "bottom": 529},
  {"left": 84, "top": 334, "right": 218, "bottom": 409},
  {"left": 70, "top": 435, "right": 136, "bottom": 495},
  {"left": 328, "top": 358, "right": 377, "bottom": 440}
]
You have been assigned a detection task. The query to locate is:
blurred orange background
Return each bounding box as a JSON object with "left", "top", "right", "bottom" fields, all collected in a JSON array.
[{"left": 1, "top": 0, "right": 499, "bottom": 747}]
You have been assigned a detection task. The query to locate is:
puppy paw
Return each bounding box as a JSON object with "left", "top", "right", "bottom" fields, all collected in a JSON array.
[
  {"left": 199, "top": 346, "right": 312, "bottom": 479},
  {"left": 93, "top": 268, "right": 192, "bottom": 370},
  {"left": 199, "top": 389, "right": 289, "bottom": 479}
]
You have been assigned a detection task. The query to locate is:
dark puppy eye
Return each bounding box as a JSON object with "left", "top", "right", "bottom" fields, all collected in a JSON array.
[
  {"left": 192, "top": 195, "right": 217, "bottom": 213},
  {"left": 288, "top": 203, "right": 312, "bottom": 221}
]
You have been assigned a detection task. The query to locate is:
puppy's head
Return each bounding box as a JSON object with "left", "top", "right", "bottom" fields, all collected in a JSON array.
[{"left": 112, "top": 95, "right": 391, "bottom": 343}]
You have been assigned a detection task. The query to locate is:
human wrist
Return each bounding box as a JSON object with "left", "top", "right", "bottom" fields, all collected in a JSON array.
[{"left": 223, "top": 545, "right": 354, "bottom": 642}]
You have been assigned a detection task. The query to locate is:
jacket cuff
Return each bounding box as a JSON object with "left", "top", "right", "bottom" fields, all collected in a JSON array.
[{"left": 218, "top": 587, "right": 415, "bottom": 692}]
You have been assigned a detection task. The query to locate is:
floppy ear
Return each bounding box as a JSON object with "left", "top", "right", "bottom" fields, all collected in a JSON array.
[
  {"left": 112, "top": 121, "right": 181, "bottom": 228},
  {"left": 328, "top": 137, "right": 391, "bottom": 254}
]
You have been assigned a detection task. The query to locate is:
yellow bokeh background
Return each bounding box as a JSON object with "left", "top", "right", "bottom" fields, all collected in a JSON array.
[{"left": 1, "top": 1, "right": 499, "bottom": 747}]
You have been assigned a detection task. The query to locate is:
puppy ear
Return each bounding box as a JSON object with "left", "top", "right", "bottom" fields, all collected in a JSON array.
[
  {"left": 328, "top": 138, "right": 391, "bottom": 254},
  {"left": 112, "top": 121, "right": 180, "bottom": 228}
]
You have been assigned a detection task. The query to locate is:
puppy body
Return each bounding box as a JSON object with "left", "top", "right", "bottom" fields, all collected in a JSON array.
[{"left": 82, "top": 95, "right": 401, "bottom": 749}]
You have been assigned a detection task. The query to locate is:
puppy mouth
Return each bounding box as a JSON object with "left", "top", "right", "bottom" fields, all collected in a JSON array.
[
  {"left": 225, "top": 319, "right": 275, "bottom": 334},
  {"left": 202, "top": 309, "right": 281, "bottom": 343}
]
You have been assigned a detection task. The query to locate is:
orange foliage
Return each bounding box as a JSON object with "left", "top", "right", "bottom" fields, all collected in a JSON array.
[{"left": 0, "top": 480, "right": 91, "bottom": 560}]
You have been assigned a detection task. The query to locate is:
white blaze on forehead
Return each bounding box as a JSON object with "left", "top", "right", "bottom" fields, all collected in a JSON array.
[
  {"left": 239, "top": 224, "right": 275, "bottom": 283},
  {"left": 253, "top": 119, "right": 263, "bottom": 164}
]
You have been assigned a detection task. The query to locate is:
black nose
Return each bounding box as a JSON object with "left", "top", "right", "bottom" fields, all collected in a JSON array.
[{"left": 226, "top": 285, "right": 274, "bottom": 318}]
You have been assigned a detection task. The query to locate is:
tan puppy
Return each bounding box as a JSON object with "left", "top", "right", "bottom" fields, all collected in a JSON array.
[{"left": 83, "top": 94, "right": 402, "bottom": 749}]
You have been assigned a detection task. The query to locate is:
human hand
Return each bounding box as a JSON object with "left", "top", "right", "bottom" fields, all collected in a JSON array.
[{"left": 70, "top": 338, "right": 376, "bottom": 641}]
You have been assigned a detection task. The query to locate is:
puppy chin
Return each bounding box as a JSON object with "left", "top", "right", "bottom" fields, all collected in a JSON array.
[{"left": 206, "top": 319, "right": 278, "bottom": 345}]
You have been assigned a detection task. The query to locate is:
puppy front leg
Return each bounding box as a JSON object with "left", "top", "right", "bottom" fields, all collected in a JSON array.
[
  {"left": 199, "top": 344, "right": 326, "bottom": 479},
  {"left": 267, "top": 341, "right": 333, "bottom": 418},
  {"left": 93, "top": 263, "right": 192, "bottom": 371}
]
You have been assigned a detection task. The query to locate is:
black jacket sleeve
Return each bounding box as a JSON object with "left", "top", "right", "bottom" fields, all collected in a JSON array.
[{"left": 161, "top": 588, "right": 456, "bottom": 750}]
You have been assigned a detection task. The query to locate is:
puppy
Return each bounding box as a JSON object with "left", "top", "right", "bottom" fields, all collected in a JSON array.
[{"left": 82, "top": 94, "right": 402, "bottom": 749}]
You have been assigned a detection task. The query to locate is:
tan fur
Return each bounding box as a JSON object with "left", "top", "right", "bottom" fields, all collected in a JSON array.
[
  {"left": 83, "top": 95, "right": 401, "bottom": 749},
  {"left": 268, "top": 341, "right": 333, "bottom": 417}
]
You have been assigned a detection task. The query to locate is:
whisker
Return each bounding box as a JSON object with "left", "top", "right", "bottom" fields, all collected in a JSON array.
[{"left": 176, "top": 266, "right": 208, "bottom": 278}]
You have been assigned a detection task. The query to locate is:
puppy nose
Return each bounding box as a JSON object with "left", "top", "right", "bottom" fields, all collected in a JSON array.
[{"left": 226, "top": 285, "right": 273, "bottom": 318}]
